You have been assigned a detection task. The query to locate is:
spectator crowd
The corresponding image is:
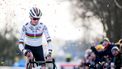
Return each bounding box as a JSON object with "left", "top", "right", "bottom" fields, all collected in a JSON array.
[{"left": 79, "top": 38, "right": 122, "bottom": 69}]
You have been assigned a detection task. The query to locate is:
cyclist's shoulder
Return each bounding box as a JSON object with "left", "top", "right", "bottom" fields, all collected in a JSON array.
[
  {"left": 39, "top": 22, "right": 43, "bottom": 25},
  {"left": 23, "top": 22, "right": 30, "bottom": 26},
  {"left": 39, "top": 22, "right": 45, "bottom": 25},
  {"left": 39, "top": 22, "right": 47, "bottom": 27}
]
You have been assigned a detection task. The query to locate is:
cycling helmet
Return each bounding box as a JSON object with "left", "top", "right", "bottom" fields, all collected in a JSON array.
[{"left": 29, "top": 7, "right": 42, "bottom": 18}]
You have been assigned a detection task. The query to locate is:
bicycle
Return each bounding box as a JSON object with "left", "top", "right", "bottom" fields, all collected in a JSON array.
[{"left": 26, "top": 58, "right": 57, "bottom": 69}]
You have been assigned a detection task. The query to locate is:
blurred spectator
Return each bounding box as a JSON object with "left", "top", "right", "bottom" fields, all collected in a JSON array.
[
  {"left": 79, "top": 49, "right": 97, "bottom": 69},
  {"left": 65, "top": 54, "right": 72, "bottom": 62},
  {"left": 101, "top": 38, "right": 111, "bottom": 49},
  {"left": 90, "top": 37, "right": 114, "bottom": 69},
  {"left": 79, "top": 58, "right": 88, "bottom": 69},
  {"left": 115, "top": 39, "right": 122, "bottom": 53},
  {"left": 95, "top": 44, "right": 104, "bottom": 52},
  {"left": 91, "top": 45, "right": 105, "bottom": 62},
  {"left": 84, "top": 49, "right": 92, "bottom": 59},
  {"left": 101, "top": 38, "right": 114, "bottom": 58},
  {"left": 111, "top": 46, "right": 122, "bottom": 69}
]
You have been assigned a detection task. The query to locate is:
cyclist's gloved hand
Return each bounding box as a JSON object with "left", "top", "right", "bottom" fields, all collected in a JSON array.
[
  {"left": 22, "top": 49, "right": 30, "bottom": 55},
  {"left": 47, "top": 42, "right": 53, "bottom": 55},
  {"left": 22, "top": 49, "right": 33, "bottom": 59},
  {"left": 48, "top": 49, "right": 52, "bottom": 55}
]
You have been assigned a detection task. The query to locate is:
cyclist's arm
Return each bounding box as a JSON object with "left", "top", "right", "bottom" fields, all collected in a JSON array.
[
  {"left": 18, "top": 25, "right": 31, "bottom": 56},
  {"left": 43, "top": 25, "right": 52, "bottom": 53},
  {"left": 43, "top": 25, "right": 51, "bottom": 43},
  {"left": 18, "top": 26, "right": 26, "bottom": 53}
]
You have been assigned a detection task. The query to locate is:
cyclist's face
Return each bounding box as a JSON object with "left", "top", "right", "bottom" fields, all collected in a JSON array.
[{"left": 31, "top": 18, "right": 40, "bottom": 25}]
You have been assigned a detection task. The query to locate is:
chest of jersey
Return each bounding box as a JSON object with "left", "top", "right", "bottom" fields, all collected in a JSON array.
[{"left": 25, "top": 25, "right": 44, "bottom": 38}]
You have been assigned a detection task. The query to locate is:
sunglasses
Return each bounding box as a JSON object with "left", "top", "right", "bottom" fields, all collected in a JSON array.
[{"left": 32, "top": 18, "right": 40, "bottom": 20}]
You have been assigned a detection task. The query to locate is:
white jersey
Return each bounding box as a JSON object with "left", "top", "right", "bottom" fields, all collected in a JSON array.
[{"left": 19, "top": 22, "right": 51, "bottom": 47}]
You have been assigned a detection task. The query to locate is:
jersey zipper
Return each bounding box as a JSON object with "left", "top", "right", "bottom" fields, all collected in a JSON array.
[{"left": 34, "top": 26, "right": 36, "bottom": 39}]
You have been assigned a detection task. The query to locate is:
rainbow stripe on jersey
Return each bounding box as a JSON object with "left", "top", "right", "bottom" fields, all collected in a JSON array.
[{"left": 26, "top": 33, "right": 43, "bottom": 38}]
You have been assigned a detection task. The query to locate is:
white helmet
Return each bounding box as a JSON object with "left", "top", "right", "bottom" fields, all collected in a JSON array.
[{"left": 29, "top": 7, "right": 42, "bottom": 18}]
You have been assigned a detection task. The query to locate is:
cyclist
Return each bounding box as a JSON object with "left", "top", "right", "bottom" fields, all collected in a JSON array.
[{"left": 18, "top": 7, "right": 52, "bottom": 69}]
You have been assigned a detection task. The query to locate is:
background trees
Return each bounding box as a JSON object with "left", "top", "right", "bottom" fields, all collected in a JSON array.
[{"left": 70, "top": 0, "right": 122, "bottom": 42}]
